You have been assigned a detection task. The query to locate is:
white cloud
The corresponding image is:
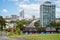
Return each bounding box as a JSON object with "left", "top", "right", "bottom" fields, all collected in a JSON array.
[
  {"left": 18, "top": 4, "right": 40, "bottom": 18},
  {"left": 2, "top": 9, "right": 8, "bottom": 13},
  {"left": 19, "top": 4, "right": 40, "bottom": 10},
  {"left": 16, "top": 0, "right": 60, "bottom": 18},
  {"left": 34, "top": 0, "right": 50, "bottom": 3},
  {"left": 56, "top": 8, "right": 60, "bottom": 13},
  {"left": 55, "top": 0, "right": 60, "bottom": 7},
  {"left": 25, "top": 14, "right": 31, "bottom": 18},
  {"left": 16, "top": 0, "right": 30, "bottom": 5},
  {"left": 23, "top": 0, "right": 30, "bottom": 2},
  {"left": 56, "top": 8, "right": 60, "bottom": 18},
  {"left": 13, "top": 0, "right": 19, "bottom": 1},
  {"left": 56, "top": 0, "right": 60, "bottom": 4}
]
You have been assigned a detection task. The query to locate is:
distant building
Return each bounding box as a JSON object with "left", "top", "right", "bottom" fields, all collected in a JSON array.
[
  {"left": 40, "top": 1, "right": 55, "bottom": 27},
  {"left": 46, "top": 27, "right": 56, "bottom": 31},
  {"left": 32, "top": 15, "right": 35, "bottom": 20},
  {"left": 11, "top": 15, "right": 18, "bottom": 19},
  {"left": 5, "top": 16, "right": 11, "bottom": 23},
  {"left": 11, "top": 15, "right": 19, "bottom": 21},
  {"left": 56, "top": 18, "right": 60, "bottom": 23},
  {"left": 5, "top": 15, "right": 17, "bottom": 28},
  {"left": 6, "top": 23, "right": 17, "bottom": 28},
  {"left": 20, "top": 10, "right": 24, "bottom": 19},
  {"left": 6, "top": 16, "right": 10, "bottom": 18}
]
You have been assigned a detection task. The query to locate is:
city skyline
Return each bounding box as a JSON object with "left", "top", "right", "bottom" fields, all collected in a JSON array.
[{"left": 0, "top": 0, "right": 60, "bottom": 18}]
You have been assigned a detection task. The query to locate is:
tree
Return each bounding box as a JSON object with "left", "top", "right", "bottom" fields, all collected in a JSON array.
[
  {"left": 8, "top": 28, "right": 21, "bottom": 36},
  {"left": 34, "top": 20, "right": 45, "bottom": 31},
  {"left": 37, "top": 26, "right": 45, "bottom": 31},
  {"left": 0, "top": 16, "right": 6, "bottom": 31},
  {"left": 50, "top": 21, "right": 57, "bottom": 27},
  {"left": 16, "top": 20, "right": 31, "bottom": 30},
  {"left": 50, "top": 21, "right": 60, "bottom": 27},
  {"left": 34, "top": 20, "right": 40, "bottom": 27},
  {"left": 56, "top": 22, "right": 60, "bottom": 26}
]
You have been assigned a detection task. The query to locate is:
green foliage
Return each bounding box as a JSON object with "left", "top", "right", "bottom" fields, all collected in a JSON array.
[
  {"left": 8, "top": 20, "right": 32, "bottom": 36},
  {"left": 34, "top": 20, "right": 40, "bottom": 27},
  {"left": 8, "top": 28, "right": 21, "bottom": 36},
  {"left": 56, "top": 22, "right": 60, "bottom": 26},
  {"left": 16, "top": 20, "right": 31, "bottom": 30},
  {"left": 17, "top": 22, "right": 24, "bottom": 30},
  {"left": 37, "top": 26, "right": 46, "bottom": 31},
  {"left": 0, "top": 16, "right": 6, "bottom": 31},
  {"left": 34, "top": 20, "right": 45, "bottom": 31},
  {"left": 50, "top": 21, "right": 60, "bottom": 27},
  {"left": 50, "top": 21, "right": 56, "bottom": 26},
  {"left": 10, "top": 20, "right": 17, "bottom": 23}
]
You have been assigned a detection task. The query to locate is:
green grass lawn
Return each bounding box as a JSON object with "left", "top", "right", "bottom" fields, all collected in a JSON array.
[
  {"left": 25, "top": 34, "right": 60, "bottom": 40},
  {"left": 7, "top": 34, "right": 60, "bottom": 40}
]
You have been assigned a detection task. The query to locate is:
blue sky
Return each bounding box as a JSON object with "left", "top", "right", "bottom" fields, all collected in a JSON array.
[{"left": 0, "top": 0, "right": 60, "bottom": 18}]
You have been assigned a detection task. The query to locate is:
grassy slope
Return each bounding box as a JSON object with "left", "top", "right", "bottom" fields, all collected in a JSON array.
[{"left": 8, "top": 34, "right": 60, "bottom": 40}]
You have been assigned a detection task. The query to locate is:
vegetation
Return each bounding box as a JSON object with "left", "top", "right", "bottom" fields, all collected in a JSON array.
[
  {"left": 7, "top": 20, "right": 32, "bottom": 36},
  {"left": 10, "top": 20, "right": 17, "bottom": 23},
  {"left": 7, "top": 34, "right": 60, "bottom": 40},
  {"left": 37, "top": 26, "right": 46, "bottom": 31},
  {"left": 16, "top": 20, "right": 31, "bottom": 30},
  {"left": 34, "top": 20, "right": 45, "bottom": 31},
  {"left": 34, "top": 20, "right": 40, "bottom": 27},
  {"left": 7, "top": 28, "right": 23, "bottom": 36},
  {"left": 0, "top": 16, "right": 6, "bottom": 31},
  {"left": 26, "top": 34, "right": 60, "bottom": 40},
  {"left": 50, "top": 21, "right": 60, "bottom": 27}
]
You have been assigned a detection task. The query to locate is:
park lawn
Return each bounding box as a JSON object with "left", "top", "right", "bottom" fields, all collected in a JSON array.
[
  {"left": 25, "top": 34, "right": 60, "bottom": 40},
  {"left": 7, "top": 34, "right": 60, "bottom": 40}
]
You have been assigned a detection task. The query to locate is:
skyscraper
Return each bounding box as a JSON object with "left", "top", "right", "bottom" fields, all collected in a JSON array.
[
  {"left": 32, "top": 15, "right": 35, "bottom": 20},
  {"left": 40, "top": 1, "right": 55, "bottom": 27},
  {"left": 20, "top": 10, "right": 24, "bottom": 19},
  {"left": 11, "top": 15, "right": 18, "bottom": 19}
]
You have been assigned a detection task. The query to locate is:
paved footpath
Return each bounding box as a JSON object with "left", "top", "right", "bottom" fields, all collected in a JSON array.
[{"left": 0, "top": 36, "right": 21, "bottom": 40}]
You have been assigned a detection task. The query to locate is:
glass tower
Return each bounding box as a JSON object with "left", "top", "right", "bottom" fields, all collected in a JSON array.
[{"left": 40, "top": 1, "right": 55, "bottom": 27}]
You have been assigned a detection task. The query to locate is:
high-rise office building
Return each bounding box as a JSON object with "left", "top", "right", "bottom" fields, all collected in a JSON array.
[
  {"left": 40, "top": 1, "right": 55, "bottom": 27},
  {"left": 11, "top": 15, "right": 19, "bottom": 21},
  {"left": 20, "top": 10, "right": 24, "bottom": 19},
  {"left": 11, "top": 15, "right": 18, "bottom": 19},
  {"left": 32, "top": 15, "right": 35, "bottom": 20}
]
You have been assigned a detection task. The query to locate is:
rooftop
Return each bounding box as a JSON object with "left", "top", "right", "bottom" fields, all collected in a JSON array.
[{"left": 44, "top": 1, "right": 51, "bottom": 4}]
